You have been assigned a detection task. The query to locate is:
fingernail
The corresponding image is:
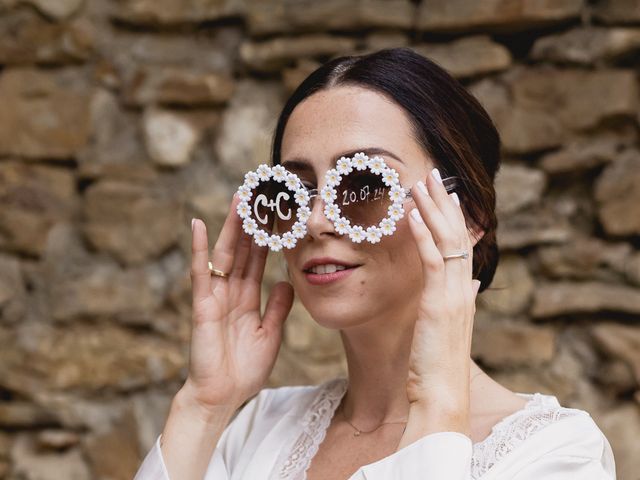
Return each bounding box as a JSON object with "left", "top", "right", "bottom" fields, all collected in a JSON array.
[
  {"left": 450, "top": 192, "right": 460, "bottom": 206},
  {"left": 431, "top": 168, "right": 442, "bottom": 184},
  {"left": 410, "top": 208, "right": 424, "bottom": 224},
  {"left": 416, "top": 181, "right": 428, "bottom": 195},
  {"left": 191, "top": 218, "right": 196, "bottom": 231}
]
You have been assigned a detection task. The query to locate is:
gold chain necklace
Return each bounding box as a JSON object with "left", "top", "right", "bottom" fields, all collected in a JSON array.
[{"left": 340, "top": 371, "right": 483, "bottom": 437}]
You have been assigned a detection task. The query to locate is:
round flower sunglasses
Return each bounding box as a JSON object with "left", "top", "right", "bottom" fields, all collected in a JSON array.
[{"left": 235, "top": 152, "right": 459, "bottom": 251}]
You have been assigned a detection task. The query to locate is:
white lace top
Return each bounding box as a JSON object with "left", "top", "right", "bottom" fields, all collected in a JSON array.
[{"left": 134, "top": 376, "right": 616, "bottom": 480}]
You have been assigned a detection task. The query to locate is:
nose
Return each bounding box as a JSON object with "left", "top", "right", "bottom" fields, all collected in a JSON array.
[{"left": 305, "top": 192, "right": 337, "bottom": 240}]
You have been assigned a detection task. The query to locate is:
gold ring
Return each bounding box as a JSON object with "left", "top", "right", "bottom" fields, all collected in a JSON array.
[
  {"left": 443, "top": 251, "right": 469, "bottom": 260},
  {"left": 208, "top": 261, "right": 230, "bottom": 278}
]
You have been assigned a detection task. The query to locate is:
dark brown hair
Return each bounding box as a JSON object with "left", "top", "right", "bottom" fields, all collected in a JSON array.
[{"left": 270, "top": 47, "right": 501, "bottom": 293}]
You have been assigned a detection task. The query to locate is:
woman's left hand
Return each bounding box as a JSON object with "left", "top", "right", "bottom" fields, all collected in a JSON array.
[{"left": 404, "top": 167, "right": 482, "bottom": 434}]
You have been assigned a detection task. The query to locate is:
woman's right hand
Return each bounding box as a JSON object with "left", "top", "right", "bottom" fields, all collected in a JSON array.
[{"left": 181, "top": 192, "right": 295, "bottom": 414}]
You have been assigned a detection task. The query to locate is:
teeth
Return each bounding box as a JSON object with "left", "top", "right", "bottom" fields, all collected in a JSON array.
[{"left": 309, "top": 264, "right": 348, "bottom": 274}]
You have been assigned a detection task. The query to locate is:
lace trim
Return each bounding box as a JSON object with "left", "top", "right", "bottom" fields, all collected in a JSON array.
[
  {"left": 274, "top": 377, "right": 583, "bottom": 480},
  {"left": 275, "top": 377, "right": 348, "bottom": 480}
]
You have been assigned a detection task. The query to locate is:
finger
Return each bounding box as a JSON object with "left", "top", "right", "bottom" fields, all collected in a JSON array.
[
  {"left": 262, "top": 281, "right": 295, "bottom": 335},
  {"left": 411, "top": 180, "right": 464, "bottom": 259},
  {"left": 244, "top": 240, "right": 269, "bottom": 285},
  {"left": 425, "top": 168, "right": 467, "bottom": 238},
  {"left": 408, "top": 207, "right": 446, "bottom": 294},
  {"left": 191, "top": 218, "right": 214, "bottom": 302},
  {"left": 230, "top": 229, "right": 253, "bottom": 278},
  {"left": 208, "top": 193, "right": 244, "bottom": 286}
]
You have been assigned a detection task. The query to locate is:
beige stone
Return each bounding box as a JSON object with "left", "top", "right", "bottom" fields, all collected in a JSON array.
[
  {"left": 532, "top": 27, "right": 640, "bottom": 64},
  {"left": 246, "top": 0, "right": 415, "bottom": 35},
  {"left": 282, "top": 59, "right": 322, "bottom": 94},
  {"left": 413, "top": 35, "right": 512, "bottom": 79},
  {"left": 597, "top": 403, "right": 640, "bottom": 480},
  {"left": 22, "top": 0, "right": 84, "bottom": 20},
  {"left": 0, "top": 10, "right": 93, "bottom": 64},
  {"left": 82, "top": 180, "right": 183, "bottom": 266},
  {"left": 0, "top": 162, "right": 77, "bottom": 256},
  {"left": 472, "top": 317, "right": 555, "bottom": 367},
  {"left": 10, "top": 434, "right": 91, "bottom": 480},
  {"left": 111, "top": 0, "right": 244, "bottom": 25},
  {"left": 240, "top": 34, "right": 357, "bottom": 72},
  {"left": 122, "top": 66, "right": 235, "bottom": 107},
  {"left": 592, "top": 323, "right": 640, "bottom": 385},
  {"left": 536, "top": 236, "right": 634, "bottom": 281},
  {"left": 495, "top": 163, "right": 547, "bottom": 216},
  {"left": 0, "top": 254, "right": 26, "bottom": 324},
  {"left": 479, "top": 255, "right": 534, "bottom": 315},
  {"left": 83, "top": 410, "right": 141, "bottom": 480},
  {"left": 531, "top": 281, "right": 640, "bottom": 318},
  {"left": 471, "top": 68, "right": 639, "bottom": 154},
  {"left": 497, "top": 207, "right": 573, "bottom": 249},
  {"left": 538, "top": 133, "right": 631, "bottom": 173},
  {"left": 143, "top": 109, "right": 201, "bottom": 167},
  {"left": 0, "top": 322, "right": 184, "bottom": 395},
  {"left": 215, "top": 79, "right": 285, "bottom": 181},
  {"left": 594, "top": 0, "right": 640, "bottom": 24},
  {"left": 78, "top": 89, "right": 158, "bottom": 181},
  {"left": 594, "top": 149, "right": 640, "bottom": 236},
  {"left": 0, "top": 68, "right": 90, "bottom": 159},
  {"left": 417, "top": 0, "right": 582, "bottom": 32}
]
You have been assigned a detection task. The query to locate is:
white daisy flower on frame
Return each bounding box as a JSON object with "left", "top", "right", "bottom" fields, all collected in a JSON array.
[
  {"left": 281, "top": 232, "right": 297, "bottom": 249},
  {"left": 321, "top": 186, "right": 337, "bottom": 203},
  {"left": 352, "top": 152, "right": 368, "bottom": 171},
  {"left": 324, "top": 169, "right": 342, "bottom": 187},
  {"left": 254, "top": 229, "right": 269, "bottom": 246},
  {"left": 285, "top": 174, "right": 300, "bottom": 191},
  {"left": 382, "top": 168, "right": 400, "bottom": 187},
  {"left": 294, "top": 188, "right": 310, "bottom": 206},
  {"left": 336, "top": 156, "right": 353, "bottom": 175},
  {"left": 388, "top": 203, "right": 405, "bottom": 221},
  {"left": 323, "top": 203, "right": 340, "bottom": 221},
  {"left": 348, "top": 225, "right": 366, "bottom": 243},
  {"left": 243, "top": 218, "right": 258, "bottom": 235},
  {"left": 272, "top": 165, "right": 287, "bottom": 182},
  {"left": 334, "top": 216, "right": 351, "bottom": 235},
  {"left": 237, "top": 184, "right": 253, "bottom": 202},
  {"left": 292, "top": 221, "right": 307, "bottom": 239},
  {"left": 237, "top": 201, "right": 251, "bottom": 219},
  {"left": 297, "top": 205, "right": 311, "bottom": 222},
  {"left": 368, "top": 156, "right": 386, "bottom": 175},
  {"left": 244, "top": 171, "right": 260, "bottom": 189},
  {"left": 388, "top": 184, "right": 406, "bottom": 202},
  {"left": 380, "top": 218, "right": 396, "bottom": 235},
  {"left": 268, "top": 235, "right": 283, "bottom": 251},
  {"left": 256, "top": 164, "right": 272, "bottom": 181},
  {"left": 365, "top": 226, "right": 383, "bottom": 244}
]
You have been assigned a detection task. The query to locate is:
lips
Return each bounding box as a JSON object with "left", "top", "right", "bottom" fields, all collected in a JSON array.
[{"left": 302, "top": 256, "right": 360, "bottom": 273}]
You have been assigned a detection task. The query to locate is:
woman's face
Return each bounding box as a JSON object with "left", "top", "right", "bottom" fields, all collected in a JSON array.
[{"left": 280, "top": 85, "right": 435, "bottom": 329}]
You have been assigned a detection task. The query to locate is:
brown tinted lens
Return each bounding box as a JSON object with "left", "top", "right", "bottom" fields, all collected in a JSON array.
[
  {"left": 250, "top": 180, "right": 298, "bottom": 235},
  {"left": 335, "top": 171, "right": 392, "bottom": 227}
]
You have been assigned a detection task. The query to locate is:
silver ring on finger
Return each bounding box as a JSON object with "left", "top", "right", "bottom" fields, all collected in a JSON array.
[{"left": 443, "top": 250, "right": 469, "bottom": 261}]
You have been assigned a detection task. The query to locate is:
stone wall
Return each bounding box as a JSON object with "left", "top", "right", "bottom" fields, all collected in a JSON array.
[{"left": 0, "top": 0, "right": 639, "bottom": 478}]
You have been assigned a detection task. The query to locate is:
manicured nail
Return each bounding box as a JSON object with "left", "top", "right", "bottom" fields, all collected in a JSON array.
[
  {"left": 450, "top": 192, "right": 460, "bottom": 206},
  {"left": 431, "top": 168, "right": 442, "bottom": 184},
  {"left": 191, "top": 218, "right": 196, "bottom": 231},
  {"left": 416, "top": 180, "right": 428, "bottom": 195},
  {"left": 410, "top": 208, "right": 424, "bottom": 224}
]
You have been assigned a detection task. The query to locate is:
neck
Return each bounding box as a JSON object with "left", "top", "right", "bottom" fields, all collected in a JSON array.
[{"left": 337, "top": 318, "right": 484, "bottom": 430}]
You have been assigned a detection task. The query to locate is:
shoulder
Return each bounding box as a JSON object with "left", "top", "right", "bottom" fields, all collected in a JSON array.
[{"left": 508, "top": 393, "right": 614, "bottom": 462}]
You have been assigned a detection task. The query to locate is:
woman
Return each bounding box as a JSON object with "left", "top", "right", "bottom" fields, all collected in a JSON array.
[{"left": 134, "top": 48, "right": 616, "bottom": 479}]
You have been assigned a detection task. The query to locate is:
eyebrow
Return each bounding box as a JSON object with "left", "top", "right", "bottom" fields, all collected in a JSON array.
[{"left": 281, "top": 147, "right": 404, "bottom": 172}]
